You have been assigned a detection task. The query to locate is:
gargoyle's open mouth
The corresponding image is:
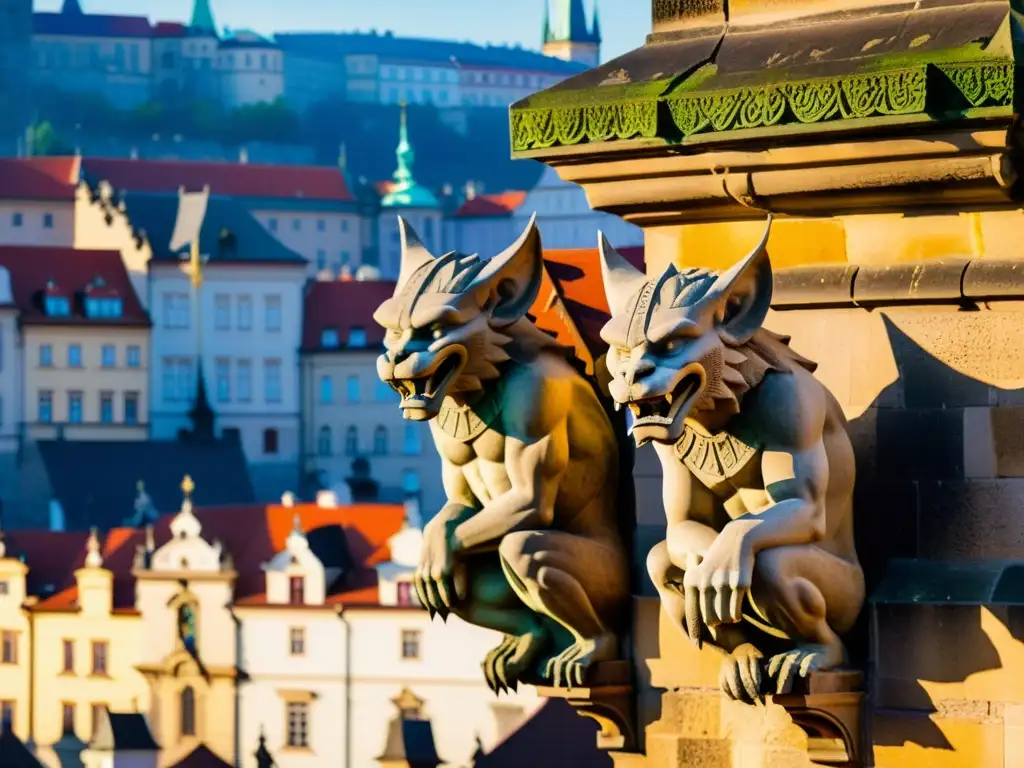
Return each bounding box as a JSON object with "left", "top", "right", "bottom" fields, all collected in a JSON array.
[
  {"left": 626, "top": 368, "right": 705, "bottom": 439},
  {"left": 392, "top": 350, "right": 465, "bottom": 418}
]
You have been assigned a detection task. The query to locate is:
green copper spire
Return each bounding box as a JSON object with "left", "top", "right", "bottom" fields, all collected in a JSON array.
[
  {"left": 548, "top": 0, "right": 593, "bottom": 43},
  {"left": 381, "top": 102, "right": 439, "bottom": 209},
  {"left": 190, "top": 0, "right": 218, "bottom": 36},
  {"left": 591, "top": 0, "right": 602, "bottom": 44},
  {"left": 62, "top": 0, "right": 84, "bottom": 14},
  {"left": 393, "top": 101, "right": 414, "bottom": 187}
]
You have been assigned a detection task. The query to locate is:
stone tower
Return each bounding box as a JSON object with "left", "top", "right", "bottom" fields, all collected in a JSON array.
[{"left": 542, "top": 0, "right": 601, "bottom": 68}]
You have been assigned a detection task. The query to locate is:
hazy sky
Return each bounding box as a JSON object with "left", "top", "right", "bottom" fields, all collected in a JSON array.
[{"left": 34, "top": 0, "right": 649, "bottom": 61}]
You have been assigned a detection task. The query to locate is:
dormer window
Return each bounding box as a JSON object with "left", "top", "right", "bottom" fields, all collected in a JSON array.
[
  {"left": 321, "top": 328, "right": 340, "bottom": 349},
  {"left": 85, "top": 297, "right": 123, "bottom": 319},
  {"left": 44, "top": 293, "right": 70, "bottom": 317},
  {"left": 348, "top": 327, "right": 367, "bottom": 348}
]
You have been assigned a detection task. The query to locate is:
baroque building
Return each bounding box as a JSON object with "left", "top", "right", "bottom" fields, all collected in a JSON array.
[{"left": 0, "top": 480, "right": 605, "bottom": 767}]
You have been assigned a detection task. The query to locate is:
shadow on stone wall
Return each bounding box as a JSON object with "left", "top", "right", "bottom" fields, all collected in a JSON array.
[{"left": 849, "top": 314, "right": 1024, "bottom": 752}]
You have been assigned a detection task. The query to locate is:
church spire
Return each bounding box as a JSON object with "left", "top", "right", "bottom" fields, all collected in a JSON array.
[
  {"left": 189, "top": 0, "right": 218, "bottom": 36},
  {"left": 62, "top": 0, "right": 84, "bottom": 15},
  {"left": 548, "top": 0, "right": 591, "bottom": 43},
  {"left": 591, "top": 0, "right": 602, "bottom": 44},
  {"left": 393, "top": 101, "right": 415, "bottom": 188}
]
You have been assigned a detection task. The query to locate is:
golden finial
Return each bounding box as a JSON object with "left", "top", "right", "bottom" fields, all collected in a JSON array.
[{"left": 181, "top": 475, "right": 195, "bottom": 501}]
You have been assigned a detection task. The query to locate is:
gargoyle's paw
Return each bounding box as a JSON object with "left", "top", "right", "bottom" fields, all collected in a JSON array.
[
  {"left": 483, "top": 635, "right": 518, "bottom": 695},
  {"left": 496, "top": 630, "right": 546, "bottom": 691},
  {"left": 544, "top": 633, "right": 617, "bottom": 689},
  {"left": 766, "top": 643, "right": 839, "bottom": 696},
  {"left": 719, "top": 644, "right": 763, "bottom": 704}
]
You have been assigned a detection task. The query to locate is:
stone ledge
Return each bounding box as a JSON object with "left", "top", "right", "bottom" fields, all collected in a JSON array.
[{"left": 772, "top": 259, "right": 1024, "bottom": 309}]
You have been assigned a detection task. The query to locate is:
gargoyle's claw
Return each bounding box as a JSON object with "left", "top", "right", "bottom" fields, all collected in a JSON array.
[{"left": 684, "top": 585, "right": 703, "bottom": 649}]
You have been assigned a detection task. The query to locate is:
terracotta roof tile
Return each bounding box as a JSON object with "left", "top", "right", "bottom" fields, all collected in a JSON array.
[
  {"left": 0, "top": 246, "right": 150, "bottom": 326},
  {"left": 455, "top": 191, "right": 528, "bottom": 218},
  {"left": 81, "top": 157, "right": 353, "bottom": 202},
  {"left": 0, "top": 158, "right": 79, "bottom": 201},
  {"left": 302, "top": 279, "right": 396, "bottom": 352},
  {"left": 7, "top": 500, "right": 406, "bottom": 612},
  {"left": 529, "top": 245, "right": 645, "bottom": 368}
]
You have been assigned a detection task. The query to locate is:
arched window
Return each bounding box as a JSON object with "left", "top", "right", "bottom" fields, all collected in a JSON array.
[
  {"left": 317, "top": 425, "right": 332, "bottom": 457},
  {"left": 402, "top": 470, "right": 420, "bottom": 495},
  {"left": 180, "top": 686, "right": 196, "bottom": 737},
  {"left": 345, "top": 426, "right": 358, "bottom": 456},
  {"left": 373, "top": 426, "right": 388, "bottom": 456},
  {"left": 402, "top": 423, "right": 422, "bottom": 455}
]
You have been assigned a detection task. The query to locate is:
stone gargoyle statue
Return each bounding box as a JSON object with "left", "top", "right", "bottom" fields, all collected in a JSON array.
[
  {"left": 374, "top": 215, "right": 630, "bottom": 692},
  {"left": 598, "top": 216, "right": 865, "bottom": 703}
]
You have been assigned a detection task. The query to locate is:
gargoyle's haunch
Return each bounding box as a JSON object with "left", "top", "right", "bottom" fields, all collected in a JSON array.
[
  {"left": 599, "top": 216, "right": 865, "bottom": 703},
  {"left": 374, "top": 216, "right": 629, "bottom": 692}
]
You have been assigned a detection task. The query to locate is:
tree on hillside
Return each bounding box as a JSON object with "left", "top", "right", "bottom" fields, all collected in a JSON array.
[
  {"left": 29, "top": 121, "right": 74, "bottom": 156},
  {"left": 222, "top": 98, "right": 300, "bottom": 145}
]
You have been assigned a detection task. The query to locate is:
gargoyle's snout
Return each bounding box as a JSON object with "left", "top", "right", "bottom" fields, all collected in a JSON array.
[{"left": 625, "top": 358, "right": 655, "bottom": 388}]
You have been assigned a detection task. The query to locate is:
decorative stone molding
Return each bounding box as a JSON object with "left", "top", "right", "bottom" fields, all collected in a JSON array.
[{"left": 771, "top": 259, "right": 1024, "bottom": 310}]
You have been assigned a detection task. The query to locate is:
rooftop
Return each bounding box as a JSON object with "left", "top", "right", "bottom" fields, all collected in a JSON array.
[
  {"left": 34, "top": 11, "right": 152, "bottom": 38},
  {"left": 303, "top": 279, "right": 397, "bottom": 353},
  {"left": 81, "top": 157, "right": 353, "bottom": 203},
  {"left": 0, "top": 246, "right": 150, "bottom": 327},
  {"left": 0, "top": 157, "right": 79, "bottom": 202},
  {"left": 37, "top": 438, "right": 256, "bottom": 533},
  {"left": 454, "top": 191, "right": 528, "bottom": 218},
  {"left": 274, "top": 32, "right": 589, "bottom": 75},
  {"left": 121, "top": 193, "right": 306, "bottom": 265},
  {"left": 6, "top": 497, "right": 407, "bottom": 613}
]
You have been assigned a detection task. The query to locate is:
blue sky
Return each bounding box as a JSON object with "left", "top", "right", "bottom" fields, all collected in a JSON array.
[{"left": 34, "top": 0, "right": 649, "bottom": 61}]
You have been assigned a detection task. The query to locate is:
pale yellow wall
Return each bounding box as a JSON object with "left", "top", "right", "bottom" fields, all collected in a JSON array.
[
  {"left": 73, "top": 183, "right": 153, "bottom": 311},
  {"left": 25, "top": 325, "right": 149, "bottom": 441},
  {"left": 32, "top": 572, "right": 149, "bottom": 748},
  {"left": 645, "top": 210, "right": 1021, "bottom": 274},
  {"left": 0, "top": 558, "right": 31, "bottom": 742},
  {"left": 0, "top": 200, "right": 75, "bottom": 247}
]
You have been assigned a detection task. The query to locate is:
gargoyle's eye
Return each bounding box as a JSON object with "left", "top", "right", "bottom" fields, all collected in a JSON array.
[{"left": 661, "top": 338, "right": 686, "bottom": 355}]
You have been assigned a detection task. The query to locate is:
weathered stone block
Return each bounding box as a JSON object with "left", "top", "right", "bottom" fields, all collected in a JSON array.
[
  {"left": 963, "top": 407, "right": 998, "bottom": 479},
  {"left": 918, "top": 480, "right": 1024, "bottom": 560},
  {"left": 989, "top": 406, "right": 1024, "bottom": 477},
  {"left": 877, "top": 409, "right": 963, "bottom": 480}
]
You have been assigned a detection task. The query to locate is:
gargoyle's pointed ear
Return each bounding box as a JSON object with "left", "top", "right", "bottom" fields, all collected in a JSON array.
[
  {"left": 599, "top": 232, "right": 648, "bottom": 315},
  {"left": 467, "top": 213, "right": 544, "bottom": 326},
  {"left": 705, "top": 215, "right": 774, "bottom": 345},
  {"left": 395, "top": 216, "right": 435, "bottom": 292}
]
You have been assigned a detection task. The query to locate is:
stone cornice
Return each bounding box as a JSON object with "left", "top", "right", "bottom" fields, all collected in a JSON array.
[
  {"left": 534, "top": 124, "right": 1023, "bottom": 224},
  {"left": 771, "top": 259, "right": 1024, "bottom": 309}
]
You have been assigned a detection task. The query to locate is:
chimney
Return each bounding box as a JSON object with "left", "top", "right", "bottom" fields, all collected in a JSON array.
[
  {"left": 465, "top": 181, "right": 477, "bottom": 201},
  {"left": 130, "top": 146, "right": 139, "bottom": 160},
  {"left": 239, "top": 146, "right": 249, "bottom": 164},
  {"left": 281, "top": 492, "right": 296, "bottom": 507}
]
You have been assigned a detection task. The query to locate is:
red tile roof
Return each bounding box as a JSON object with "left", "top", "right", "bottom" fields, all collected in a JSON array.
[
  {"left": 302, "top": 278, "right": 396, "bottom": 352},
  {"left": 0, "top": 158, "right": 79, "bottom": 201},
  {"left": 455, "top": 191, "right": 528, "bottom": 218},
  {"left": 8, "top": 500, "right": 407, "bottom": 613},
  {"left": 81, "top": 157, "right": 353, "bottom": 202},
  {"left": 529, "top": 245, "right": 645, "bottom": 371},
  {"left": 152, "top": 21, "right": 187, "bottom": 38},
  {"left": 0, "top": 246, "right": 150, "bottom": 326}
]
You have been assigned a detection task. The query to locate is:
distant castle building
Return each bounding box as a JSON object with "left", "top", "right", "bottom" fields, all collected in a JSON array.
[
  {"left": 32, "top": 0, "right": 283, "bottom": 111},
  {"left": 542, "top": 0, "right": 601, "bottom": 67}
]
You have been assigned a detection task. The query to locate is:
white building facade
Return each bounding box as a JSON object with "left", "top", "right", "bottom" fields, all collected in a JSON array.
[{"left": 148, "top": 261, "right": 306, "bottom": 496}]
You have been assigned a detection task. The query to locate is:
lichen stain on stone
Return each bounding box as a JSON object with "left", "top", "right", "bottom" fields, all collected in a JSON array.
[
  {"left": 910, "top": 34, "right": 931, "bottom": 49},
  {"left": 809, "top": 48, "right": 834, "bottom": 60},
  {"left": 862, "top": 38, "right": 885, "bottom": 52},
  {"left": 766, "top": 52, "right": 784, "bottom": 67}
]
